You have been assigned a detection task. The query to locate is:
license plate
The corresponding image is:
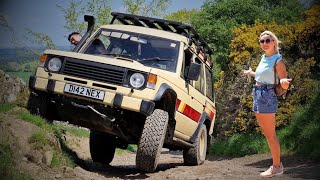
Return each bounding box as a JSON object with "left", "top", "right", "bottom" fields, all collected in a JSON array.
[{"left": 64, "top": 84, "right": 105, "bottom": 101}]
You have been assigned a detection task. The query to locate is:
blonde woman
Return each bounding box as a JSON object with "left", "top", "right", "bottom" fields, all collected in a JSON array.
[{"left": 242, "top": 31, "right": 291, "bottom": 178}]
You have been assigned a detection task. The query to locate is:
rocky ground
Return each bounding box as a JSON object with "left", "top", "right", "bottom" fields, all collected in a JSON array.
[
  {"left": 0, "top": 110, "right": 319, "bottom": 180},
  {"left": 0, "top": 69, "right": 26, "bottom": 103}
]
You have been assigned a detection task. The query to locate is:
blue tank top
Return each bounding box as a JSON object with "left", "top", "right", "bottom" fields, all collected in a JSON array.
[{"left": 255, "top": 54, "right": 282, "bottom": 84}]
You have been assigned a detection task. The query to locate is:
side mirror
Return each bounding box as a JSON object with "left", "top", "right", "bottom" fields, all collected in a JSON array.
[{"left": 187, "top": 62, "right": 201, "bottom": 81}]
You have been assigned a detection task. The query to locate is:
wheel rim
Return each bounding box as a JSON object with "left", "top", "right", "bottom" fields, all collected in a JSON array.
[{"left": 199, "top": 130, "right": 205, "bottom": 158}]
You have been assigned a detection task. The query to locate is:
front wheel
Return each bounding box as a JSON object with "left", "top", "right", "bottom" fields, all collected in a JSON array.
[
  {"left": 136, "top": 109, "right": 169, "bottom": 172},
  {"left": 89, "top": 130, "right": 116, "bottom": 165},
  {"left": 27, "top": 91, "right": 55, "bottom": 122},
  {"left": 183, "top": 124, "right": 207, "bottom": 165}
]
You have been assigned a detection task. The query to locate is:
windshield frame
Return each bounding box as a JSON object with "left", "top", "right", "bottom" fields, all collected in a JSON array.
[{"left": 81, "top": 28, "right": 180, "bottom": 72}]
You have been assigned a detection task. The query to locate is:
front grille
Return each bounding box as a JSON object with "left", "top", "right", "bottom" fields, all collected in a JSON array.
[{"left": 61, "top": 58, "right": 126, "bottom": 85}]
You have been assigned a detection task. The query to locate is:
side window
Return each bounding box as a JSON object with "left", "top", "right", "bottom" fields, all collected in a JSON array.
[
  {"left": 181, "top": 49, "right": 193, "bottom": 80},
  {"left": 98, "top": 34, "right": 110, "bottom": 47},
  {"left": 205, "top": 67, "right": 214, "bottom": 100},
  {"left": 194, "top": 58, "right": 205, "bottom": 94}
]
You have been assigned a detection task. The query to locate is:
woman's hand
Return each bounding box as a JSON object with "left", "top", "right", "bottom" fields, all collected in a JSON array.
[
  {"left": 242, "top": 67, "right": 255, "bottom": 77},
  {"left": 280, "top": 78, "right": 292, "bottom": 90}
]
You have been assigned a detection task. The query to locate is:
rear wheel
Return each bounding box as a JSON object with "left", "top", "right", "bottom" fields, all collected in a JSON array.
[
  {"left": 136, "top": 109, "right": 169, "bottom": 172},
  {"left": 183, "top": 124, "right": 207, "bottom": 165},
  {"left": 89, "top": 130, "right": 116, "bottom": 165}
]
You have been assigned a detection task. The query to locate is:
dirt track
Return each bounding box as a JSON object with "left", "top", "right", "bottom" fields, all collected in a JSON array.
[
  {"left": 1, "top": 112, "right": 319, "bottom": 180},
  {"left": 63, "top": 132, "right": 320, "bottom": 180}
]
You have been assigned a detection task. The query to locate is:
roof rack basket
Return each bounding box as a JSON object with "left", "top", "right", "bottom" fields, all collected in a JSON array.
[{"left": 110, "top": 12, "right": 213, "bottom": 58}]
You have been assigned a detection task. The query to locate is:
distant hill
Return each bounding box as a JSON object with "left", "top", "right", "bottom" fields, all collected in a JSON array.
[{"left": 0, "top": 46, "right": 71, "bottom": 62}]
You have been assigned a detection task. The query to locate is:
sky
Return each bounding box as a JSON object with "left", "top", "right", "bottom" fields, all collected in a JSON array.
[{"left": 0, "top": 0, "right": 206, "bottom": 48}]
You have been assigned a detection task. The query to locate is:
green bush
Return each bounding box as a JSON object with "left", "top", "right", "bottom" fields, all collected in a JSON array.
[
  {"left": 280, "top": 84, "right": 320, "bottom": 159},
  {"left": 210, "top": 133, "right": 269, "bottom": 157}
]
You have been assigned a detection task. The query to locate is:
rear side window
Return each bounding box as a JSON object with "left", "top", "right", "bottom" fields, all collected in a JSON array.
[
  {"left": 194, "top": 59, "right": 205, "bottom": 94},
  {"left": 205, "top": 67, "right": 214, "bottom": 100}
]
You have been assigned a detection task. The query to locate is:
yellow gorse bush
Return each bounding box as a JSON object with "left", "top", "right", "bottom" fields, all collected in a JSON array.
[{"left": 216, "top": 5, "right": 320, "bottom": 136}]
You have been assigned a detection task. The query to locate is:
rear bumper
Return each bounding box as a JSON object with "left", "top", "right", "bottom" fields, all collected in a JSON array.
[{"left": 29, "top": 76, "right": 155, "bottom": 116}]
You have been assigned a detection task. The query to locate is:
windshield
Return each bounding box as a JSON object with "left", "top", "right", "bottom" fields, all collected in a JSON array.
[{"left": 83, "top": 29, "right": 180, "bottom": 72}]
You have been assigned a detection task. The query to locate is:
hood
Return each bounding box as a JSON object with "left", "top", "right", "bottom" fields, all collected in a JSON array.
[{"left": 43, "top": 49, "right": 151, "bottom": 73}]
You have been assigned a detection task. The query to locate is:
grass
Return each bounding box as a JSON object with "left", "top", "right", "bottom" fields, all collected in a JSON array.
[
  {"left": 0, "top": 144, "right": 13, "bottom": 175},
  {"left": 17, "top": 111, "right": 51, "bottom": 130},
  {"left": 0, "top": 144, "right": 32, "bottom": 180},
  {"left": 28, "top": 130, "right": 49, "bottom": 150},
  {"left": 51, "top": 150, "right": 75, "bottom": 168},
  {"left": 0, "top": 103, "right": 15, "bottom": 113},
  {"left": 6, "top": 71, "right": 33, "bottom": 84},
  {"left": 54, "top": 124, "right": 89, "bottom": 138},
  {"left": 210, "top": 133, "right": 269, "bottom": 157},
  {"left": 14, "top": 110, "right": 78, "bottom": 167},
  {"left": 116, "top": 144, "right": 137, "bottom": 155}
]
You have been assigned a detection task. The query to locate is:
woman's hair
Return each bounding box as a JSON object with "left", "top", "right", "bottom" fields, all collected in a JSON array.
[{"left": 260, "top": 31, "right": 280, "bottom": 54}]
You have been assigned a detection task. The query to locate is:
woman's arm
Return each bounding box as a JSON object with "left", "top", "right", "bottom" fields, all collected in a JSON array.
[
  {"left": 242, "top": 67, "right": 256, "bottom": 77},
  {"left": 275, "top": 61, "right": 292, "bottom": 89}
]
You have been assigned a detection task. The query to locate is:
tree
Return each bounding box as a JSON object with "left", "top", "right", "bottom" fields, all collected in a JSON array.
[
  {"left": 57, "top": 0, "right": 113, "bottom": 34},
  {"left": 26, "top": 29, "right": 56, "bottom": 50},
  {"left": 0, "top": 15, "right": 13, "bottom": 32},
  {"left": 59, "top": 0, "right": 172, "bottom": 34},
  {"left": 123, "top": 0, "right": 172, "bottom": 16},
  {"left": 191, "top": 0, "right": 304, "bottom": 74},
  {"left": 164, "top": 8, "right": 199, "bottom": 24},
  {"left": 0, "top": 15, "right": 48, "bottom": 63}
]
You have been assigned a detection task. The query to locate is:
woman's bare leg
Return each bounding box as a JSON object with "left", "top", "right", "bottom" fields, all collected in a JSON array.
[{"left": 255, "top": 113, "right": 281, "bottom": 167}]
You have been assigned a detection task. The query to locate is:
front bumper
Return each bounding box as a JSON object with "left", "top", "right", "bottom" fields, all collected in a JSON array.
[{"left": 29, "top": 76, "right": 155, "bottom": 116}]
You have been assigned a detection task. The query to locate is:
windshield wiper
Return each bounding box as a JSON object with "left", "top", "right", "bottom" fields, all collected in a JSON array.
[
  {"left": 101, "top": 53, "right": 131, "bottom": 58},
  {"left": 139, "top": 57, "right": 174, "bottom": 62}
]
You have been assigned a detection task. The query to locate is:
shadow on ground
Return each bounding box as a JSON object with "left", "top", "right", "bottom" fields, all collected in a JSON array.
[
  {"left": 246, "top": 155, "right": 320, "bottom": 179},
  {"left": 81, "top": 160, "right": 183, "bottom": 179},
  {"left": 63, "top": 143, "right": 183, "bottom": 179}
]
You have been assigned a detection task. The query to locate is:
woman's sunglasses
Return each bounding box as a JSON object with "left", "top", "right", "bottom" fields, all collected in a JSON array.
[{"left": 259, "top": 39, "right": 273, "bottom": 44}]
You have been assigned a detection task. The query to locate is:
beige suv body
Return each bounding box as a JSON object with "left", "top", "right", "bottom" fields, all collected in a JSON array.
[{"left": 28, "top": 13, "right": 216, "bottom": 172}]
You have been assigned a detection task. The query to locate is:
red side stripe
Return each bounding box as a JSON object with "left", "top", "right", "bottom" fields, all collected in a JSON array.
[
  {"left": 183, "top": 104, "right": 201, "bottom": 122},
  {"left": 176, "top": 99, "right": 181, "bottom": 110},
  {"left": 209, "top": 111, "right": 215, "bottom": 120}
]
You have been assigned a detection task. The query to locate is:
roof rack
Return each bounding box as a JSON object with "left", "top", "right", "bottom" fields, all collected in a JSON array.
[{"left": 110, "top": 12, "right": 213, "bottom": 57}]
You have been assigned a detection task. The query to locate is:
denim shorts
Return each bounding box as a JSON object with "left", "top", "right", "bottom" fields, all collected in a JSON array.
[{"left": 252, "top": 84, "right": 278, "bottom": 113}]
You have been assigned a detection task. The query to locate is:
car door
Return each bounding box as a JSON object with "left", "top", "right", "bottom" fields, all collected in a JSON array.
[{"left": 174, "top": 49, "right": 206, "bottom": 138}]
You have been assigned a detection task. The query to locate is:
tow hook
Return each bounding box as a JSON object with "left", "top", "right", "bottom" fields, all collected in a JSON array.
[{"left": 70, "top": 102, "right": 115, "bottom": 122}]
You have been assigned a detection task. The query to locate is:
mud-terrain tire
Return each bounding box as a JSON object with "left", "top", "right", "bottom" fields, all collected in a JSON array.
[
  {"left": 136, "top": 109, "right": 169, "bottom": 172},
  {"left": 27, "top": 91, "right": 55, "bottom": 122},
  {"left": 89, "top": 130, "right": 116, "bottom": 165},
  {"left": 183, "top": 124, "right": 207, "bottom": 166}
]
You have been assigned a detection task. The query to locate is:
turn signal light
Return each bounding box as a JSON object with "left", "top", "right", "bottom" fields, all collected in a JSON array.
[
  {"left": 147, "top": 73, "right": 157, "bottom": 89},
  {"left": 40, "top": 54, "right": 47, "bottom": 62}
]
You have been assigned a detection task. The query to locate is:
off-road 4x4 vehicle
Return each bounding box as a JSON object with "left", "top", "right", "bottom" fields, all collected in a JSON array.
[{"left": 28, "top": 12, "right": 216, "bottom": 172}]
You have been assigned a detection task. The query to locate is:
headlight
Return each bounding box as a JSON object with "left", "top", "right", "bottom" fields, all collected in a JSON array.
[
  {"left": 47, "top": 57, "right": 62, "bottom": 72},
  {"left": 129, "top": 73, "right": 145, "bottom": 88}
]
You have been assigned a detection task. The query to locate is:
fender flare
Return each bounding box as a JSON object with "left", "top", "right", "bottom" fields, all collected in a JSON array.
[
  {"left": 189, "top": 112, "right": 210, "bottom": 143},
  {"left": 154, "top": 83, "right": 177, "bottom": 102}
]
